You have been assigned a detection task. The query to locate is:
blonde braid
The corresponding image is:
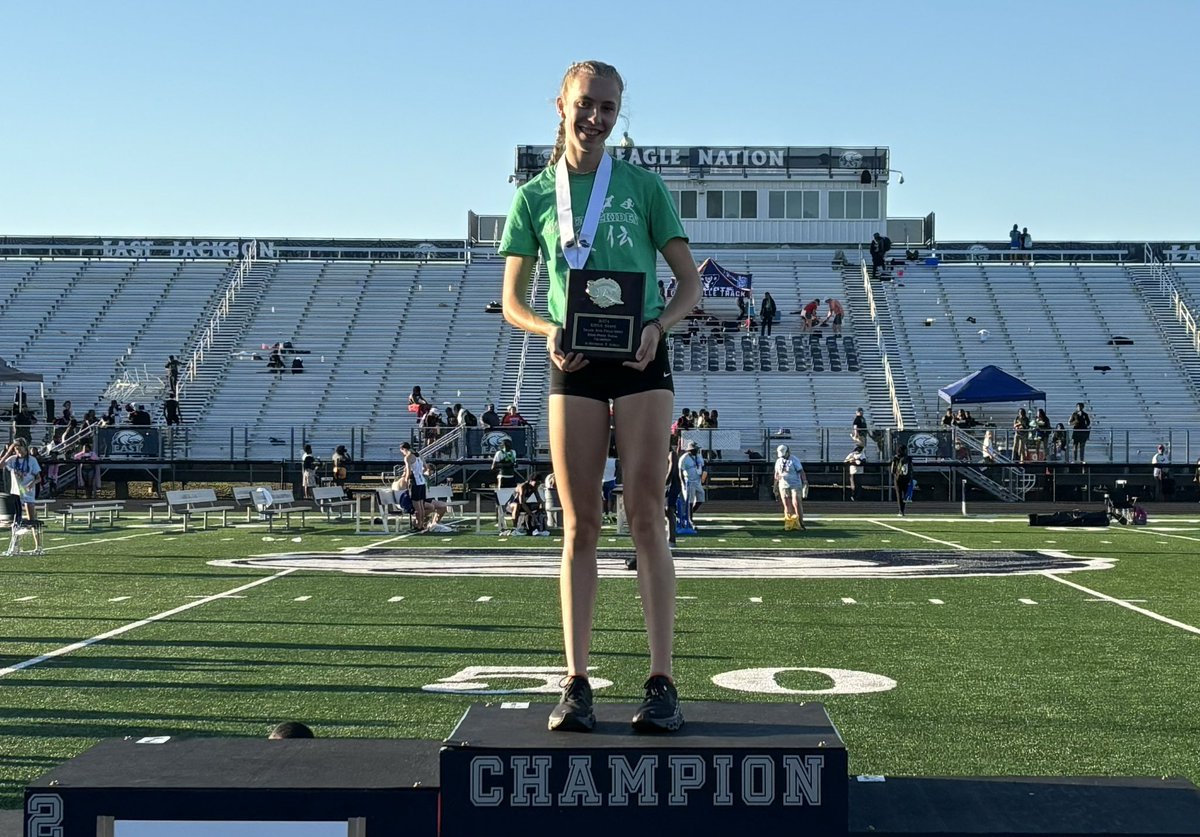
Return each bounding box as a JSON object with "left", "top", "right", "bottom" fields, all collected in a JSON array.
[{"left": 547, "top": 60, "right": 625, "bottom": 169}]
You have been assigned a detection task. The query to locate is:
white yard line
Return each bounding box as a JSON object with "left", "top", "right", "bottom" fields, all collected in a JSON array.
[
  {"left": 1019, "top": 598, "right": 1038, "bottom": 605},
  {"left": 0, "top": 569, "right": 296, "bottom": 678},
  {"left": 1127, "top": 529, "right": 1200, "bottom": 544},
  {"left": 868, "top": 519, "right": 971, "bottom": 551},
  {"left": 841, "top": 597, "right": 857, "bottom": 604},
  {"left": 929, "top": 599, "right": 944, "bottom": 605},
  {"left": 40, "top": 530, "right": 164, "bottom": 551},
  {"left": 1042, "top": 572, "right": 1200, "bottom": 637}
]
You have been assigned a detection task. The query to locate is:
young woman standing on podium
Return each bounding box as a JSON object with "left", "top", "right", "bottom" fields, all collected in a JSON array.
[{"left": 500, "top": 60, "right": 702, "bottom": 734}]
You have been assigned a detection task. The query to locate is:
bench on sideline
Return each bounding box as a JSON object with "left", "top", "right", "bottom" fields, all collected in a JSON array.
[
  {"left": 313, "top": 486, "right": 355, "bottom": 521},
  {"left": 233, "top": 486, "right": 268, "bottom": 522},
  {"left": 166, "top": 489, "right": 236, "bottom": 532},
  {"left": 253, "top": 488, "right": 309, "bottom": 532},
  {"left": 56, "top": 500, "right": 126, "bottom": 531}
]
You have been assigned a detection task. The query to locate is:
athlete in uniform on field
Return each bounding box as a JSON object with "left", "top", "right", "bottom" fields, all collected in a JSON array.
[{"left": 500, "top": 60, "right": 702, "bottom": 734}]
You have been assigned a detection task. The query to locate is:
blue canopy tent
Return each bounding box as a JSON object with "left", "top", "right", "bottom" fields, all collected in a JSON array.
[{"left": 938, "top": 365, "right": 1046, "bottom": 405}]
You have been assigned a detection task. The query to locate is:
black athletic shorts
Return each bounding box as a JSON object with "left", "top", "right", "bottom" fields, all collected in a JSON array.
[
  {"left": 549, "top": 340, "right": 673, "bottom": 402},
  {"left": 410, "top": 483, "right": 427, "bottom": 502}
]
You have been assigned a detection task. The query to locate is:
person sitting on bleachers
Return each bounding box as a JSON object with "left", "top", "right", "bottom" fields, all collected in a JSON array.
[
  {"left": 408, "top": 385, "right": 432, "bottom": 417},
  {"left": 267, "top": 349, "right": 285, "bottom": 372},
  {"left": 291, "top": 357, "right": 304, "bottom": 374}
]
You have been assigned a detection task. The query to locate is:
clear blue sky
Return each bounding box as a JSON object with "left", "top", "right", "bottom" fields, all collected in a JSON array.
[{"left": 3, "top": 0, "right": 1197, "bottom": 243}]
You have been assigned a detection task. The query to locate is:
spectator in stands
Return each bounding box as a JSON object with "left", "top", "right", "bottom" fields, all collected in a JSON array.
[
  {"left": 889, "top": 444, "right": 913, "bottom": 517},
  {"left": 679, "top": 440, "right": 707, "bottom": 526},
  {"left": 1021, "top": 227, "right": 1033, "bottom": 263},
  {"left": 290, "top": 357, "right": 304, "bottom": 374},
  {"left": 1012, "top": 408, "right": 1031, "bottom": 461},
  {"left": 869, "top": 232, "right": 891, "bottom": 279},
  {"left": 1033, "top": 408, "right": 1052, "bottom": 459},
  {"left": 123, "top": 403, "right": 150, "bottom": 426},
  {"left": 481, "top": 403, "right": 501, "bottom": 428},
  {"left": 454, "top": 403, "right": 478, "bottom": 427},
  {"left": 501, "top": 405, "right": 528, "bottom": 427},
  {"left": 673, "top": 408, "right": 693, "bottom": 433},
  {"left": 267, "top": 349, "right": 285, "bottom": 372},
  {"left": 300, "top": 444, "right": 318, "bottom": 499},
  {"left": 820, "top": 297, "right": 845, "bottom": 335},
  {"left": 774, "top": 444, "right": 807, "bottom": 531},
  {"left": 491, "top": 438, "right": 521, "bottom": 489},
  {"left": 695, "top": 409, "right": 710, "bottom": 428},
  {"left": 1152, "top": 444, "right": 1172, "bottom": 501},
  {"left": 499, "top": 59, "right": 702, "bottom": 735},
  {"left": 1051, "top": 424, "right": 1069, "bottom": 462},
  {"left": 60, "top": 401, "right": 73, "bottom": 423},
  {"left": 981, "top": 430, "right": 1000, "bottom": 464},
  {"left": 331, "top": 445, "right": 351, "bottom": 487},
  {"left": 165, "top": 355, "right": 181, "bottom": 395},
  {"left": 14, "top": 404, "right": 34, "bottom": 442},
  {"left": 851, "top": 407, "right": 868, "bottom": 445},
  {"left": 268, "top": 721, "right": 314, "bottom": 739},
  {"left": 408, "top": 386, "right": 432, "bottom": 418},
  {"left": 800, "top": 298, "right": 820, "bottom": 331},
  {"left": 420, "top": 407, "right": 444, "bottom": 444},
  {"left": 844, "top": 444, "right": 867, "bottom": 502},
  {"left": 940, "top": 408, "right": 954, "bottom": 427},
  {"left": 163, "top": 394, "right": 182, "bottom": 426},
  {"left": 511, "top": 473, "right": 550, "bottom": 536},
  {"left": 1193, "top": 458, "right": 1200, "bottom": 502},
  {"left": 1069, "top": 402, "right": 1092, "bottom": 463},
  {"left": 2, "top": 438, "right": 43, "bottom": 556},
  {"left": 758, "top": 292, "right": 777, "bottom": 337},
  {"left": 106, "top": 399, "right": 121, "bottom": 424},
  {"left": 1008, "top": 224, "right": 1022, "bottom": 262}
]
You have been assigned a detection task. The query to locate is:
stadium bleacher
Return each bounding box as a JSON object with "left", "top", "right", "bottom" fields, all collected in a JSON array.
[{"left": 3, "top": 248, "right": 1198, "bottom": 465}]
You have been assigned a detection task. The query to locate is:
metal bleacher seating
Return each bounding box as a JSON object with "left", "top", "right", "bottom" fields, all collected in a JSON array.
[
  {"left": 1, "top": 260, "right": 230, "bottom": 414},
  {"left": 883, "top": 261, "right": 1200, "bottom": 455},
  {"left": 5, "top": 248, "right": 1198, "bottom": 465}
]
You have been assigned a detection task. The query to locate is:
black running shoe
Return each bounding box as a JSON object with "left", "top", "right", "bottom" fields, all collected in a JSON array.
[
  {"left": 631, "top": 674, "right": 684, "bottom": 733},
  {"left": 548, "top": 675, "right": 595, "bottom": 732}
]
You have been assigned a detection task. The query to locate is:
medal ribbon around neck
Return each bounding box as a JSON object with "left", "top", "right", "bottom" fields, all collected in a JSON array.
[{"left": 555, "top": 152, "right": 613, "bottom": 270}]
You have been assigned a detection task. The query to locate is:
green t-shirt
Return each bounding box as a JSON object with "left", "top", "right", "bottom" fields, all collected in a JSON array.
[{"left": 499, "top": 156, "right": 687, "bottom": 325}]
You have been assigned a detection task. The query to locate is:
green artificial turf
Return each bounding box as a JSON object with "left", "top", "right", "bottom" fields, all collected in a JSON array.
[{"left": 1, "top": 511, "right": 1198, "bottom": 807}]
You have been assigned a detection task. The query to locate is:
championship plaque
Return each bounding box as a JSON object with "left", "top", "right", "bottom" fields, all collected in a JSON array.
[{"left": 563, "top": 268, "right": 645, "bottom": 361}]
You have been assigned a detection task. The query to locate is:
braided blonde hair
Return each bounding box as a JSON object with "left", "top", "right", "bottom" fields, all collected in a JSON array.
[{"left": 548, "top": 60, "right": 625, "bottom": 168}]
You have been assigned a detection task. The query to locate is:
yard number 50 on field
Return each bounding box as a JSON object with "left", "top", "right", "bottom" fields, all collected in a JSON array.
[{"left": 422, "top": 666, "right": 896, "bottom": 695}]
